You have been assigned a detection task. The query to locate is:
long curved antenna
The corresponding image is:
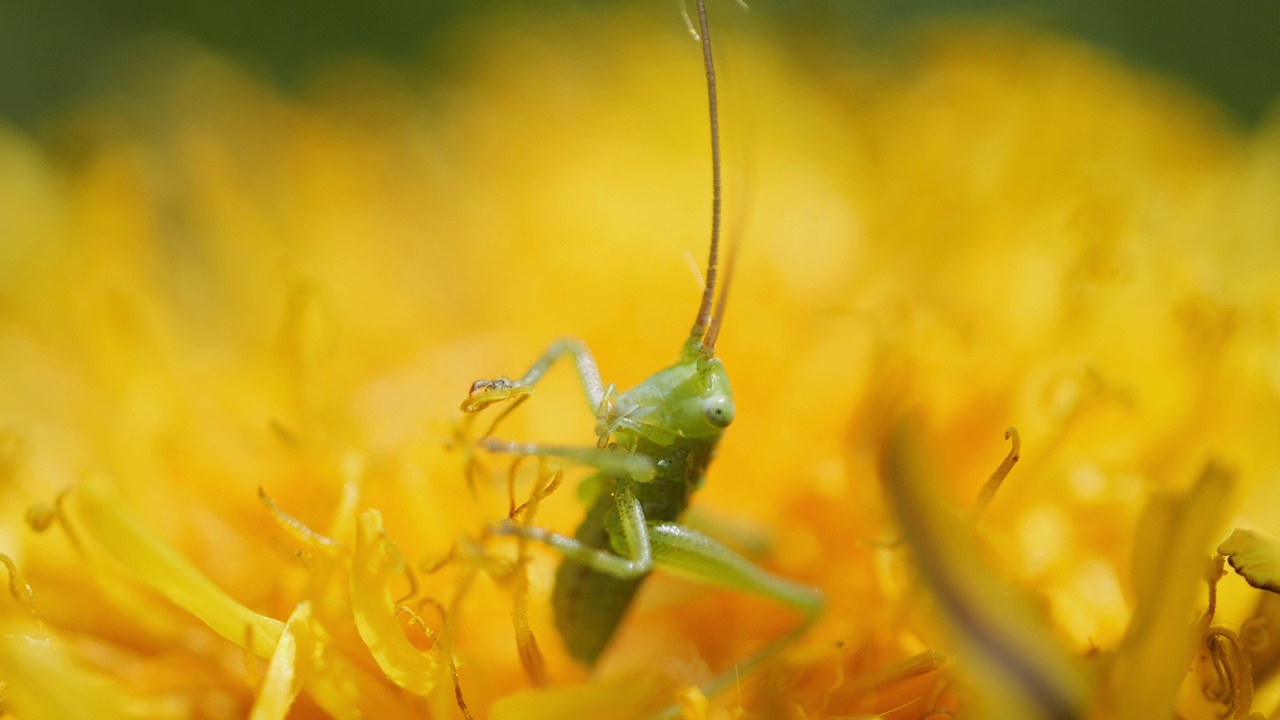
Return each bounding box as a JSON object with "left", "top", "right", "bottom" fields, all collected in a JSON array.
[
  {"left": 687, "top": 0, "right": 722, "bottom": 348},
  {"left": 701, "top": 199, "right": 741, "bottom": 354}
]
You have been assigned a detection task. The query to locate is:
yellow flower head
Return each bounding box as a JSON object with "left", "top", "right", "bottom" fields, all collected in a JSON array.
[{"left": 1, "top": 6, "right": 1279, "bottom": 719}]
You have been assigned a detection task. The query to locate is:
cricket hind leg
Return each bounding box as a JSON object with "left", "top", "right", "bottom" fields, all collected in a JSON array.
[
  {"left": 497, "top": 489, "right": 823, "bottom": 702},
  {"left": 644, "top": 522, "right": 824, "bottom": 720},
  {"left": 649, "top": 523, "right": 822, "bottom": 614},
  {"left": 462, "top": 338, "right": 610, "bottom": 415}
]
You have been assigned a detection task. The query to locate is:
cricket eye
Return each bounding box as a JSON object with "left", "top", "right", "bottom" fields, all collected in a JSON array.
[{"left": 701, "top": 395, "right": 735, "bottom": 429}]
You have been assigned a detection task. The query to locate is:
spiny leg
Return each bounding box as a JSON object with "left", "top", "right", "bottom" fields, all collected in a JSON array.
[
  {"left": 649, "top": 523, "right": 821, "bottom": 615},
  {"left": 480, "top": 438, "right": 655, "bottom": 483},
  {"left": 462, "top": 338, "right": 609, "bottom": 415},
  {"left": 496, "top": 484, "right": 653, "bottom": 579},
  {"left": 499, "top": 488, "right": 822, "bottom": 716},
  {"left": 644, "top": 522, "right": 823, "bottom": 720},
  {"left": 495, "top": 487, "right": 820, "bottom": 620}
]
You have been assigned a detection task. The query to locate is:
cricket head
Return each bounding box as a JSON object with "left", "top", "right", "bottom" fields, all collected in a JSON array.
[
  {"left": 607, "top": 353, "right": 735, "bottom": 445},
  {"left": 661, "top": 353, "right": 735, "bottom": 441}
]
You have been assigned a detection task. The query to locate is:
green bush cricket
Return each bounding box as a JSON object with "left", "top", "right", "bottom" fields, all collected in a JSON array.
[{"left": 460, "top": 0, "right": 823, "bottom": 698}]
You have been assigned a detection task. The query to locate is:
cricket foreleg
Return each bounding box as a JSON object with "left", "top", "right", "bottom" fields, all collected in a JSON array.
[
  {"left": 495, "top": 485, "right": 653, "bottom": 579},
  {"left": 462, "top": 338, "right": 609, "bottom": 415},
  {"left": 480, "top": 438, "right": 655, "bottom": 483}
]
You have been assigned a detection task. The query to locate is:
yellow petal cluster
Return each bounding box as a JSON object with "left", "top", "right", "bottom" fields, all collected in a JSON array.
[{"left": 1, "top": 7, "right": 1279, "bottom": 719}]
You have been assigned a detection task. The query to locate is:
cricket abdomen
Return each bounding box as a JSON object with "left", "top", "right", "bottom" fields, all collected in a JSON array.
[{"left": 551, "top": 475, "right": 692, "bottom": 665}]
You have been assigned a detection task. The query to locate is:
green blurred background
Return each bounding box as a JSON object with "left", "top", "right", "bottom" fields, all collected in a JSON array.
[{"left": 1, "top": 0, "right": 1277, "bottom": 127}]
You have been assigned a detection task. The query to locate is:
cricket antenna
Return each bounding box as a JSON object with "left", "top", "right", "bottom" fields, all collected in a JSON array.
[
  {"left": 702, "top": 221, "right": 738, "bottom": 354},
  {"left": 687, "top": 0, "right": 723, "bottom": 355}
]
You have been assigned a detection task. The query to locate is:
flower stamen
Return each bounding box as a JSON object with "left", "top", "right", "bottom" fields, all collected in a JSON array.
[
  {"left": 512, "top": 459, "right": 562, "bottom": 686},
  {"left": 0, "top": 554, "right": 35, "bottom": 613},
  {"left": 969, "top": 427, "right": 1020, "bottom": 522},
  {"left": 25, "top": 488, "right": 82, "bottom": 551},
  {"left": 258, "top": 487, "right": 340, "bottom": 552},
  {"left": 386, "top": 540, "right": 420, "bottom": 611},
  {"left": 407, "top": 598, "right": 475, "bottom": 720},
  {"left": 809, "top": 640, "right": 847, "bottom": 718}
]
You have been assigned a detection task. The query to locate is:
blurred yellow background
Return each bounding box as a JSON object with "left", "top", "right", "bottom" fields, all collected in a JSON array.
[{"left": 1, "top": 2, "right": 1279, "bottom": 719}]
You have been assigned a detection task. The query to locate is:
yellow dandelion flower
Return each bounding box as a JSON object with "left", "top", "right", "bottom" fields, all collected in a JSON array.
[{"left": 1, "top": 6, "right": 1279, "bottom": 720}]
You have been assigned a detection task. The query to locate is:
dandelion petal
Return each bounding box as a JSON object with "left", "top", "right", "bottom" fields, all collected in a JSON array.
[
  {"left": 350, "top": 509, "right": 442, "bottom": 696},
  {"left": 0, "top": 618, "right": 138, "bottom": 720},
  {"left": 70, "top": 479, "right": 284, "bottom": 655},
  {"left": 249, "top": 602, "right": 314, "bottom": 720},
  {"left": 879, "top": 420, "right": 1090, "bottom": 720},
  {"left": 1218, "top": 529, "right": 1280, "bottom": 594},
  {"left": 1109, "top": 462, "right": 1234, "bottom": 719}
]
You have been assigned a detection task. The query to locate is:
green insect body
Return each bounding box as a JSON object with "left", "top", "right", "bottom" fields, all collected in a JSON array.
[
  {"left": 462, "top": 0, "right": 821, "bottom": 682},
  {"left": 552, "top": 341, "right": 733, "bottom": 663}
]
